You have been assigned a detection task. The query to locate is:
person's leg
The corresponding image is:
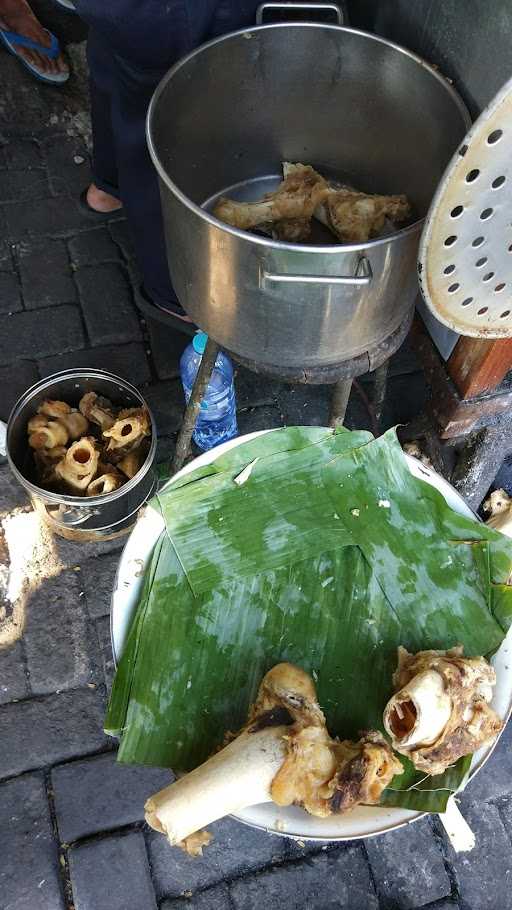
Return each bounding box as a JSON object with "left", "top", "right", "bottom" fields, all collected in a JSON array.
[
  {"left": 85, "top": 30, "right": 122, "bottom": 213},
  {"left": 111, "top": 1, "right": 264, "bottom": 314},
  {"left": 111, "top": 56, "right": 179, "bottom": 312},
  {"left": 78, "top": 1, "right": 263, "bottom": 318},
  {"left": 0, "top": 0, "right": 68, "bottom": 77},
  {"left": 103, "top": 2, "right": 217, "bottom": 316}
]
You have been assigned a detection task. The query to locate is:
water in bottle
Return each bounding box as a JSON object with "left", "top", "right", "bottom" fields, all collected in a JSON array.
[{"left": 180, "top": 332, "right": 238, "bottom": 451}]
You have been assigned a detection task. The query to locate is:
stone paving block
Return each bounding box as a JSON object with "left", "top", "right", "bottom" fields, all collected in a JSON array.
[
  {"left": 0, "top": 359, "right": 39, "bottom": 421},
  {"left": 52, "top": 751, "right": 171, "bottom": 843},
  {"left": 0, "top": 463, "right": 30, "bottom": 510},
  {"left": 69, "top": 831, "right": 157, "bottom": 910},
  {"left": 444, "top": 802, "right": 512, "bottom": 910},
  {"left": 109, "top": 220, "right": 136, "bottom": 262},
  {"left": 4, "top": 137, "right": 42, "bottom": 169},
  {"left": 365, "top": 817, "right": 451, "bottom": 909},
  {"left": 462, "top": 720, "right": 512, "bottom": 804},
  {"left": 0, "top": 270, "right": 22, "bottom": 313},
  {"left": 0, "top": 304, "right": 84, "bottom": 364},
  {"left": 278, "top": 384, "right": 331, "bottom": 427},
  {"left": 0, "top": 639, "right": 29, "bottom": 704},
  {"left": 161, "top": 884, "right": 232, "bottom": 910},
  {"left": 0, "top": 168, "right": 49, "bottom": 203},
  {"left": 76, "top": 263, "right": 141, "bottom": 345},
  {"left": 96, "top": 615, "right": 115, "bottom": 689},
  {"left": 0, "top": 773, "right": 65, "bottom": 910},
  {"left": 143, "top": 381, "right": 184, "bottom": 436},
  {"left": 147, "top": 319, "right": 187, "bottom": 380},
  {"left": 0, "top": 687, "right": 108, "bottom": 779},
  {"left": 147, "top": 828, "right": 222, "bottom": 900},
  {"left": 229, "top": 845, "right": 378, "bottom": 910},
  {"left": 0, "top": 240, "right": 13, "bottom": 270},
  {"left": 81, "top": 552, "right": 121, "bottom": 619},
  {"left": 23, "top": 568, "right": 96, "bottom": 694},
  {"left": 498, "top": 794, "right": 512, "bottom": 844},
  {"left": 285, "top": 837, "right": 330, "bottom": 861},
  {"left": 148, "top": 816, "right": 289, "bottom": 900},
  {"left": 55, "top": 534, "right": 125, "bottom": 570},
  {"left": 217, "top": 817, "right": 290, "bottom": 882},
  {"left": 69, "top": 228, "right": 122, "bottom": 267},
  {"left": 235, "top": 366, "right": 286, "bottom": 410},
  {"left": 43, "top": 135, "right": 92, "bottom": 195},
  {"left": 4, "top": 194, "right": 94, "bottom": 239},
  {"left": 18, "top": 238, "right": 76, "bottom": 308},
  {"left": 237, "top": 404, "right": 284, "bottom": 435},
  {"left": 38, "top": 341, "right": 151, "bottom": 386}
]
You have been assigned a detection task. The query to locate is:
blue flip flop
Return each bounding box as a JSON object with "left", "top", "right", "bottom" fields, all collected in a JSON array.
[{"left": 0, "top": 26, "right": 69, "bottom": 84}]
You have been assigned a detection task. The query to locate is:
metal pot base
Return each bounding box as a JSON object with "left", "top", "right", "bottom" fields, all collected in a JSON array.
[
  {"left": 39, "top": 515, "right": 137, "bottom": 543},
  {"left": 7, "top": 370, "right": 158, "bottom": 544},
  {"left": 228, "top": 306, "right": 414, "bottom": 383}
]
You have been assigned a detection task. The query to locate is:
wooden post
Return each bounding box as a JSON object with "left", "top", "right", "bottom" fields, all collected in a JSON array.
[
  {"left": 447, "top": 337, "right": 512, "bottom": 399},
  {"left": 410, "top": 317, "right": 512, "bottom": 438}
]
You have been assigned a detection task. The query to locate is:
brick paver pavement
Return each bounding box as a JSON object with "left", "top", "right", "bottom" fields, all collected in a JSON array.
[{"left": 0, "top": 19, "right": 511, "bottom": 910}]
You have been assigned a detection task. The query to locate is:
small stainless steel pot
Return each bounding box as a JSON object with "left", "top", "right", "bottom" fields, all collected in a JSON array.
[
  {"left": 148, "top": 13, "right": 470, "bottom": 371},
  {"left": 6, "top": 369, "right": 157, "bottom": 542}
]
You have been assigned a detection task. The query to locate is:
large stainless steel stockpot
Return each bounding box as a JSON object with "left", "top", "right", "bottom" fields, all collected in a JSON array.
[
  {"left": 148, "top": 17, "right": 469, "bottom": 371},
  {"left": 7, "top": 370, "right": 157, "bottom": 542}
]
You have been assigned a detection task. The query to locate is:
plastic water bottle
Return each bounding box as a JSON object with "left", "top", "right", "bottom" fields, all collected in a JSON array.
[{"left": 180, "top": 332, "right": 238, "bottom": 451}]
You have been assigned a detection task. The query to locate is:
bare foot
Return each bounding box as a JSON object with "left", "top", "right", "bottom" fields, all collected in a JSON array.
[
  {"left": 0, "top": 0, "right": 69, "bottom": 77},
  {"left": 86, "top": 183, "right": 123, "bottom": 213}
]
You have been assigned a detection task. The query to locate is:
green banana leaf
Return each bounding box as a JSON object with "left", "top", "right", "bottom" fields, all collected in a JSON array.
[
  {"left": 106, "top": 427, "right": 512, "bottom": 814},
  {"left": 156, "top": 429, "right": 374, "bottom": 595}
]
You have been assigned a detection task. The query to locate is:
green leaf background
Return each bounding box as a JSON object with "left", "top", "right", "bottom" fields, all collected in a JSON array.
[{"left": 106, "top": 427, "right": 512, "bottom": 813}]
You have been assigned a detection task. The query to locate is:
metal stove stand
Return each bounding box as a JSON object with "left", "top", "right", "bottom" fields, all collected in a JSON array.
[{"left": 171, "top": 310, "right": 414, "bottom": 473}]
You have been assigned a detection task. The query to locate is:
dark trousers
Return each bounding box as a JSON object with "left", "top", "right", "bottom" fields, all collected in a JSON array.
[{"left": 75, "top": 1, "right": 261, "bottom": 308}]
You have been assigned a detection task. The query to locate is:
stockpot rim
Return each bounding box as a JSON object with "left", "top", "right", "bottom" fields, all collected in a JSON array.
[
  {"left": 6, "top": 368, "right": 158, "bottom": 508},
  {"left": 147, "top": 22, "right": 471, "bottom": 255}
]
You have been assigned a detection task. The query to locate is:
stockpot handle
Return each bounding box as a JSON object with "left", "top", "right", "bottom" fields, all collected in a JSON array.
[
  {"left": 34, "top": 499, "right": 100, "bottom": 526},
  {"left": 256, "top": 3, "right": 344, "bottom": 25},
  {"left": 260, "top": 255, "right": 372, "bottom": 287}
]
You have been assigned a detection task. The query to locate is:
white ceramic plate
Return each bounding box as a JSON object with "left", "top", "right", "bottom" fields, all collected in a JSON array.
[{"left": 111, "top": 430, "right": 512, "bottom": 841}]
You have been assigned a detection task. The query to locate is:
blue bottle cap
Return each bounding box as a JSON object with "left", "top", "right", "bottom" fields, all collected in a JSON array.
[{"left": 192, "top": 332, "right": 208, "bottom": 355}]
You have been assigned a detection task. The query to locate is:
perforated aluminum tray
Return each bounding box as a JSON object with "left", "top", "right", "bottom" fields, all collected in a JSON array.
[{"left": 419, "top": 75, "right": 512, "bottom": 337}]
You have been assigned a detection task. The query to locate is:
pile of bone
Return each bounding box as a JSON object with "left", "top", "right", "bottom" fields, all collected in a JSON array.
[
  {"left": 27, "top": 393, "right": 151, "bottom": 497},
  {"left": 213, "top": 162, "right": 411, "bottom": 244}
]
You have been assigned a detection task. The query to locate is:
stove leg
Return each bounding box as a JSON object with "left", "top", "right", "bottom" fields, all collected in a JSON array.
[
  {"left": 329, "top": 379, "right": 352, "bottom": 428},
  {"left": 372, "top": 360, "right": 389, "bottom": 429},
  {"left": 171, "top": 337, "right": 220, "bottom": 474}
]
